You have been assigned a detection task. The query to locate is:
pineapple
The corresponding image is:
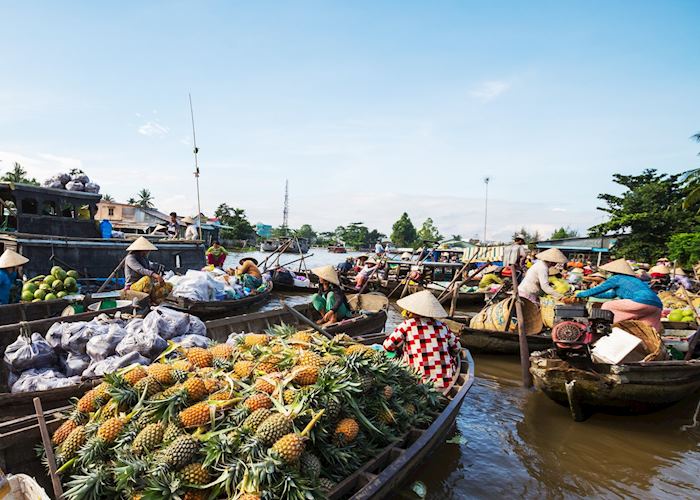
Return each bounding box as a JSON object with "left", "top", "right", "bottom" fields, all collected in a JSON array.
[
  {"left": 300, "top": 452, "right": 321, "bottom": 480},
  {"left": 253, "top": 375, "right": 278, "bottom": 395},
  {"left": 254, "top": 413, "right": 293, "bottom": 445},
  {"left": 131, "top": 422, "right": 165, "bottom": 455},
  {"left": 345, "top": 344, "right": 372, "bottom": 356},
  {"left": 52, "top": 419, "right": 78, "bottom": 446},
  {"left": 147, "top": 363, "right": 175, "bottom": 386},
  {"left": 163, "top": 422, "right": 183, "bottom": 443},
  {"left": 123, "top": 365, "right": 148, "bottom": 386},
  {"left": 187, "top": 347, "right": 213, "bottom": 368},
  {"left": 182, "top": 490, "right": 208, "bottom": 500},
  {"left": 379, "top": 408, "right": 396, "bottom": 425},
  {"left": 290, "top": 331, "right": 312, "bottom": 343},
  {"left": 382, "top": 385, "right": 394, "bottom": 400},
  {"left": 243, "top": 393, "right": 272, "bottom": 412},
  {"left": 403, "top": 403, "right": 416, "bottom": 417},
  {"left": 238, "top": 494, "right": 261, "bottom": 500},
  {"left": 256, "top": 357, "right": 280, "bottom": 374},
  {"left": 97, "top": 416, "right": 125, "bottom": 444},
  {"left": 163, "top": 435, "right": 200, "bottom": 469},
  {"left": 233, "top": 360, "right": 254, "bottom": 379},
  {"left": 209, "top": 343, "right": 234, "bottom": 360},
  {"left": 57, "top": 425, "right": 86, "bottom": 460},
  {"left": 334, "top": 418, "right": 359, "bottom": 444},
  {"left": 359, "top": 374, "right": 374, "bottom": 393},
  {"left": 321, "top": 354, "right": 340, "bottom": 365},
  {"left": 293, "top": 366, "right": 318, "bottom": 386},
  {"left": 271, "top": 433, "right": 305, "bottom": 463},
  {"left": 180, "top": 463, "right": 210, "bottom": 485},
  {"left": 172, "top": 359, "right": 194, "bottom": 372},
  {"left": 244, "top": 334, "right": 269, "bottom": 347},
  {"left": 133, "top": 376, "right": 162, "bottom": 399},
  {"left": 76, "top": 387, "right": 107, "bottom": 414},
  {"left": 318, "top": 477, "right": 336, "bottom": 492},
  {"left": 183, "top": 378, "right": 208, "bottom": 402},
  {"left": 179, "top": 402, "right": 212, "bottom": 428},
  {"left": 203, "top": 378, "right": 221, "bottom": 394},
  {"left": 243, "top": 408, "right": 272, "bottom": 432},
  {"left": 296, "top": 349, "right": 322, "bottom": 368},
  {"left": 209, "top": 388, "right": 235, "bottom": 401},
  {"left": 282, "top": 389, "right": 297, "bottom": 405}
]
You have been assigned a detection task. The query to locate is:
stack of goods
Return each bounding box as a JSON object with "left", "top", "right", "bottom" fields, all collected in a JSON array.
[
  {"left": 130, "top": 276, "right": 173, "bottom": 305},
  {"left": 21, "top": 266, "right": 80, "bottom": 302},
  {"left": 42, "top": 170, "right": 100, "bottom": 193},
  {"left": 47, "top": 326, "right": 444, "bottom": 500},
  {"left": 658, "top": 291, "right": 697, "bottom": 323},
  {"left": 4, "top": 307, "right": 207, "bottom": 393},
  {"left": 169, "top": 270, "right": 271, "bottom": 302}
]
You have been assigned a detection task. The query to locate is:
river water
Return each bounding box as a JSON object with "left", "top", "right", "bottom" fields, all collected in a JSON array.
[{"left": 225, "top": 249, "right": 700, "bottom": 499}]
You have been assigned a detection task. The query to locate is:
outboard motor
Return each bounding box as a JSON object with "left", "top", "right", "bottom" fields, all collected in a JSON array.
[{"left": 551, "top": 304, "right": 614, "bottom": 361}]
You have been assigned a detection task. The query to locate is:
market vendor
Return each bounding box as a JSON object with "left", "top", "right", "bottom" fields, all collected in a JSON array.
[
  {"left": 383, "top": 290, "right": 460, "bottom": 389},
  {"left": 236, "top": 257, "right": 262, "bottom": 289},
  {"left": 478, "top": 266, "right": 504, "bottom": 289},
  {"left": 310, "top": 265, "right": 352, "bottom": 324},
  {"left": 355, "top": 258, "right": 378, "bottom": 290},
  {"left": 518, "top": 248, "right": 569, "bottom": 304},
  {"left": 183, "top": 216, "right": 198, "bottom": 240},
  {"left": 353, "top": 255, "right": 369, "bottom": 272},
  {"left": 0, "top": 249, "right": 28, "bottom": 305},
  {"left": 575, "top": 258, "right": 663, "bottom": 331},
  {"left": 167, "top": 212, "right": 180, "bottom": 239},
  {"left": 206, "top": 240, "right": 228, "bottom": 268},
  {"left": 336, "top": 257, "right": 354, "bottom": 275},
  {"left": 124, "top": 237, "right": 162, "bottom": 288}
]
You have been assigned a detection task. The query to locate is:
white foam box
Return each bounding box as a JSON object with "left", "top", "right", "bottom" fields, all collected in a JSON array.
[{"left": 591, "top": 327, "right": 646, "bottom": 364}]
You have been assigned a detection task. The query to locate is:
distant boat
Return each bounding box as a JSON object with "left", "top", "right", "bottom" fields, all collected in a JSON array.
[
  {"left": 259, "top": 237, "right": 309, "bottom": 254},
  {"left": 260, "top": 240, "right": 278, "bottom": 252},
  {"left": 328, "top": 243, "right": 347, "bottom": 253}
]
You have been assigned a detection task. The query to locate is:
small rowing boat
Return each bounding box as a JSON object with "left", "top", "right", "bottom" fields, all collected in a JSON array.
[
  {"left": 163, "top": 282, "right": 273, "bottom": 319},
  {"left": 443, "top": 318, "right": 553, "bottom": 355}
]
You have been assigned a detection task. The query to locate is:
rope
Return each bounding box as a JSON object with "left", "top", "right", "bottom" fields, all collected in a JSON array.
[{"left": 680, "top": 397, "right": 700, "bottom": 431}]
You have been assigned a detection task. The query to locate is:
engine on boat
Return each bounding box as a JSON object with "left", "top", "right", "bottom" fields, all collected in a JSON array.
[{"left": 551, "top": 304, "right": 614, "bottom": 363}]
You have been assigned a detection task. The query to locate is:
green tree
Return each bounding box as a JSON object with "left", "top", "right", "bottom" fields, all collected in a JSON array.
[
  {"left": 391, "top": 213, "right": 418, "bottom": 248},
  {"left": 417, "top": 218, "right": 442, "bottom": 242},
  {"left": 337, "top": 222, "right": 370, "bottom": 250},
  {"left": 216, "top": 204, "right": 255, "bottom": 241},
  {"left": 367, "top": 229, "right": 386, "bottom": 246},
  {"left": 316, "top": 231, "right": 336, "bottom": 246},
  {"left": 512, "top": 227, "right": 541, "bottom": 244},
  {"left": 126, "top": 197, "right": 137, "bottom": 205},
  {"left": 681, "top": 132, "right": 700, "bottom": 210},
  {"left": 101, "top": 194, "right": 115, "bottom": 202},
  {"left": 214, "top": 203, "right": 233, "bottom": 220},
  {"left": 550, "top": 226, "right": 579, "bottom": 239},
  {"left": 134, "top": 189, "right": 155, "bottom": 209},
  {"left": 0, "top": 162, "right": 39, "bottom": 185},
  {"left": 667, "top": 233, "right": 700, "bottom": 267},
  {"left": 589, "top": 169, "right": 696, "bottom": 262},
  {"left": 295, "top": 224, "right": 317, "bottom": 242}
]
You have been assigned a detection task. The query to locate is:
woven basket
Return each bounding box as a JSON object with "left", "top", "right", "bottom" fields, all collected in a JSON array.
[{"left": 615, "top": 320, "right": 670, "bottom": 361}]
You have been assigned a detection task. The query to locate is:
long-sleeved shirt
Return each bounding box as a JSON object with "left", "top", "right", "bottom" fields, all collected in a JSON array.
[
  {"left": 0, "top": 269, "right": 18, "bottom": 304},
  {"left": 236, "top": 260, "right": 261, "bottom": 279},
  {"left": 383, "top": 317, "right": 459, "bottom": 388},
  {"left": 518, "top": 260, "right": 563, "bottom": 299},
  {"left": 184, "top": 225, "right": 198, "bottom": 240},
  {"left": 479, "top": 273, "right": 504, "bottom": 288},
  {"left": 125, "top": 253, "right": 156, "bottom": 286},
  {"left": 577, "top": 274, "right": 663, "bottom": 308},
  {"left": 502, "top": 243, "right": 528, "bottom": 267}
]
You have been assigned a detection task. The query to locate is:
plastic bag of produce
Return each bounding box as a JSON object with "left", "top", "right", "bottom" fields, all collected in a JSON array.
[
  {"left": 57, "top": 172, "right": 71, "bottom": 185},
  {"left": 10, "top": 368, "right": 80, "bottom": 393},
  {"left": 142, "top": 306, "right": 191, "bottom": 339},
  {"left": 187, "top": 315, "right": 207, "bottom": 336},
  {"left": 226, "top": 331, "right": 246, "bottom": 345},
  {"left": 125, "top": 318, "right": 144, "bottom": 336},
  {"left": 70, "top": 173, "right": 90, "bottom": 184},
  {"left": 83, "top": 352, "right": 149, "bottom": 377},
  {"left": 172, "top": 270, "right": 223, "bottom": 301},
  {"left": 116, "top": 330, "right": 167, "bottom": 359},
  {"left": 171, "top": 334, "right": 210, "bottom": 349},
  {"left": 43, "top": 177, "right": 64, "bottom": 189},
  {"left": 45, "top": 322, "right": 65, "bottom": 350},
  {"left": 4, "top": 333, "right": 57, "bottom": 373},
  {"left": 84, "top": 182, "right": 100, "bottom": 193},
  {"left": 86, "top": 324, "right": 127, "bottom": 361},
  {"left": 61, "top": 321, "right": 108, "bottom": 356},
  {"left": 60, "top": 353, "right": 91, "bottom": 377},
  {"left": 65, "top": 180, "right": 84, "bottom": 192}
]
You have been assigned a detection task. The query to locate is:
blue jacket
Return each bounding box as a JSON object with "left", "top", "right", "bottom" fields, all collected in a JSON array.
[
  {"left": 0, "top": 269, "right": 18, "bottom": 305},
  {"left": 577, "top": 274, "right": 662, "bottom": 308}
]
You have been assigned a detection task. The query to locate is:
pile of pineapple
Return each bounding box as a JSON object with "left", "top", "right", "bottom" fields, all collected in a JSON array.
[{"left": 48, "top": 325, "right": 443, "bottom": 500}]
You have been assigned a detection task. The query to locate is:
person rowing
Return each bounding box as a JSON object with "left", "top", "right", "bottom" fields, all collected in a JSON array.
[
  {"left": 383, "top": 290, "right": 460, "bottom": 389},
  {"left": 517, "top": 248, "right": 569, "bottom": 304},
  {"left": 310, "top": 265, "right": 352, "bottom": 325},
  {"left": 575, "top": 258, "right": 663, "bottom": 331}
]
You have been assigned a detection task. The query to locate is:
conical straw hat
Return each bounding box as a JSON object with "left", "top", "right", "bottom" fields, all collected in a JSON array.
[
  {"left": 674, "top": 268, "right": 686, "bottom": 276},
  {"left": 126, "top": 236, "right": 158, "bottom": 252},
  {"left": 0, "top": 249, "right": 29, "bottom": 269},
  {"left": 600, "top": 258, "right": 635, "bottom": 276},
  {"left": 535, "top": 248, "right": 568, "bottom": 264},
  {"left": 649, "top": 265, "right": 670, "bottom": 275},
  {"left": 181, "top": 216, "right": 195, "bottom": 224},
  {"left": 396, "top": 290, "right": 448, "bottom": 319},
  {"left": 311, "top": 265, "right": 340, "bottom": 286}
]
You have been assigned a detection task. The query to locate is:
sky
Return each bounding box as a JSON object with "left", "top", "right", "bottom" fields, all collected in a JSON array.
[{"left": 1, "top": 1, "right": 699, "bottom": 241}]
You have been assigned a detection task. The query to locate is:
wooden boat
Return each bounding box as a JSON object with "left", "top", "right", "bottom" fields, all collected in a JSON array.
[
  {"left": 163, "top": 283, "right": 273, "bottom": 319},
  {"left": 268, "top": 268, "right": 318, "bottom": 294},
  {"left": 328, "top": 243, "right": 348, "bottom": 253},
  {"left": 530, "top": 349, "right": 700, "bottom": 421},
  {"left": 0, "top": 330, "right": 474, "bottom": 500},
  {"left": 444, "top": 318, "right": 553, "bottom": 355},
  {"left": 206, "top": 293, "right": 389, "bottom": 340}
]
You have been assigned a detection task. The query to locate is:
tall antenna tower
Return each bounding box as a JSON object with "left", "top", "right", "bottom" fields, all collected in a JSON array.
[
  {"left": 282, "top": 179, "right": 289, "bottom": 236},
  {"left": 189, "top": 93, "right": 203, "bottom": 240}
]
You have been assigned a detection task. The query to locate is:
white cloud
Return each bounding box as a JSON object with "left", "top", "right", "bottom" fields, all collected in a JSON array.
[
  {"left": 137, "top": 121, "right": 169, "bottom": 137},
  {"left": 0, "top": 150, "right": 82, "bottom": 181},
  {"left": 551, "top": 207, "right": 567, "bottom": 212},
  {"left": 469, "top": 80, "right": 510, "bottom": 102}
]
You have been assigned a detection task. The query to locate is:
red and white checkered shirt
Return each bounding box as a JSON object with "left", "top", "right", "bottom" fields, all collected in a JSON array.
[{"left": 383, "top": 317, "right": 459, "bottom": 388}]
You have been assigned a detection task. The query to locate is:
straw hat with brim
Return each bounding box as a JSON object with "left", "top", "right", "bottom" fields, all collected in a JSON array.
[
  {"left": 0, "top": 249, "right": 29, "bottom": 269},
  {"left": 153, "top": 224, "right": 166, "bottom": 231},
  {"left": 396, "top": 290, "right": 448, "bottom": 319},
  {"left": 649, "top": 265, "right": 670, "bottom": 275},
  {"left": 657, "top": 257, "right": 670, "bottom": 263},
  {"left": 674, "top": 269, "right": 686, "bottom": 276},
  {"left": 481, "top": 265, "right": 499, "bottom": 274},
  {"left": 181, "top": 216, "right": 195, "bottom": 224},
  {"left": 312, "top": 265, "right": 340, "bottom": 286},
  {"left": 126, "top": 237, "right": 158, "bottom": 252},
  {"left": 600, "top": 258, "right": 635, "bottom": 276},
  {"left": 589, "top": 272, "right": 606, "bottom": 279},
  {"left": 239, "top": 257, "right": 259, "bottom": 266},
  {"left": 357, "top": 255, "right": 369, "bottom": 260},
  {"left": 400, "top": 252, "right": 413, "bottom": 260},
  {"left": 535, "top": 248, "right": 568, "bottom": 264}
]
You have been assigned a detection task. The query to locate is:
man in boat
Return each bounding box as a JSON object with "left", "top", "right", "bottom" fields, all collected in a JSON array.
[
  {"left": 374, "top": 239, "right": 385, "bottom": 255},
  {"left": 355, "top": 258, "right": 379, "bottom": 290},
  {"left": 124, "top": 237, "right": 164, "bottom": 289},
  {"left": 205, "top": 240, "right": 229, "bottom": 268},
  {"left": 167, "top": 212, "right": 180, "bottom": 239},
  {"left": 183, "top": 216, "right": 198, "bottom": 240},
  {"left": 235, "top": 257, "right": 263, "bottom": 289},
  {"left": 575, "top": 258, "right": 663, "bottom": 331},
  {"left": 383, "top": 290, "right": 460, "bottom": 389},
  {"left": 336, "top": 256, "right": 354, "bottom": 276},
  {"left": 502, "top": 235, "right": 528, "bottom": 276},
  {"left": 518, "top": 248, "right": 568, "bottom": 304},
  {"left": 310, "top": 265, "right": 352, "bottom": 325},
  {"left": 478, "top": 265, "right": 504, "bottom": 289},
  {"left": 0, "top": 249, "right": 28, "bottom": 305}
]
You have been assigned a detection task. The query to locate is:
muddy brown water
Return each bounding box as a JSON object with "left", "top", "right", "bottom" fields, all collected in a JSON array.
[{"left": 242, "top": 251, "right": 700, "bottom": 498}]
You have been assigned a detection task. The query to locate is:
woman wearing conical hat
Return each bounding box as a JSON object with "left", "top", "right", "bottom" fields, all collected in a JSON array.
[
  {"left": 576, "top": 258, "right": 663, "bottom": 331},
  {"left": 518, "top": 248, "right": 569, "bottom": 304},
  {"left": 0, "top": 249, "right": 28, "bottom": 305},
  {"left": 124, "top": 236, "right": 162, "bottom": 288},
  {"left": 310, "top": 265, "right": 352, "bottom": 325},
  {"left": 383, "top": 290, "right": 460, "bottom": 389}
]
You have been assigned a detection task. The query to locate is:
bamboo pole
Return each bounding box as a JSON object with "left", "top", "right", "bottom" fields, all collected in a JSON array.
[
  {"left": 436, "top": 251, "right": 482, "bottom": 302},
  {"left": 96, "top": 257, "right": 126, "bottom": 293},
  {"left": 509, "top": 265, "right": 532, "bottom": 387},
  {"left": 34, "top": 397, "right": 63, "bottom": 499},
  {"left": 282, "top": 302, "right": 333, "bottom": 339}
]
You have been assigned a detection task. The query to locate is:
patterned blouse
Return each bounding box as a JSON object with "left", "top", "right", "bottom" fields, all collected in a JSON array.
[{"left": 383, "top": 317, "right": 460, "bottom": 388}]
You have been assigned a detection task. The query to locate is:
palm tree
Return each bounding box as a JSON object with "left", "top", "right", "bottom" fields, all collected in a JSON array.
[
  {"left": 135, "top": 189, "right": 155, "bottom": 209},
  {"left": 682, "top": 132, "right": 700, "bottom": 209},
  {"left": 126, "top": 197, "right": 137, "bottom": 205},
  {"left": 0, "top": 162, "right": 39, "bottom": 185},
  {"left": 102, "top": 194, "right": 115, "bottom": 202}
]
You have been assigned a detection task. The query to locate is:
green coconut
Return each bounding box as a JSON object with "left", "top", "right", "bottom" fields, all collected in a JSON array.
[
  {"left": 43, "top": 275, "right": 56, "bottom": 286},
  {"left": 57, "top": 291, "right": 68, "bottom": 298},
  {"left": 63, "top": 277, "right": 77, "bottom": 291},
  {"left": 52, "top": 280, "right": 64, "bottom": 292},
  {"left": 50, "top": 266, "right": 63, "bottom": 276},
  {"left": 53, "top": 269, "right": 67, "bottom": 281},
  {"left": 21, "top": 290, "right": 35, "bottom": 302},
  {"left": 44, "top": 293, "right": 58, "bottom": 301},
  {"left": 34, "top": 289, "right": 47, "bottom": 300},
  {"left": 22, "top": 282, "right": 37, "bottom": 294},
  {"left": 67, "top": 270, "right": 79, "bottom": 279}
]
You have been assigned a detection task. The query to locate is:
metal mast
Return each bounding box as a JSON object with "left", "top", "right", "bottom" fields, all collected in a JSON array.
[
  {"left": 189, "top": 93, "right": 203, "bottom": 240},
  {"left": 483, "top": 176, "right": 490, "bottom": 243},
  {"left": 282, "top": 179, "right": 289, "bottom": 236}
]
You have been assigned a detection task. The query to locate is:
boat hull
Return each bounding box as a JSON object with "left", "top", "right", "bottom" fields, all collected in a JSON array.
[
  {"left": 444, "top": 319, "right": 553, "bottom": 355},
  {"left": 163, "top": 287, "right": 272, "bottom": 319}
]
